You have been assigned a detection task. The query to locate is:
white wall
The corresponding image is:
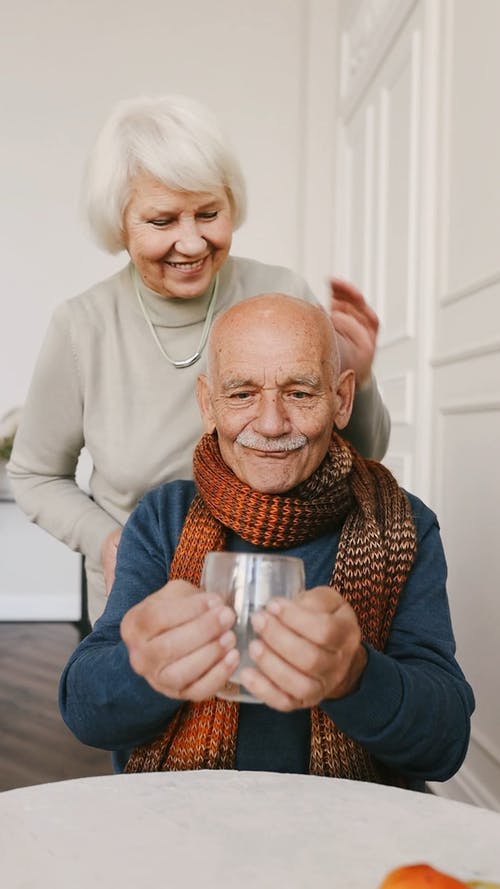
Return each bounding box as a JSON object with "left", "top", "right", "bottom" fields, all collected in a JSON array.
[
  {"left": 333, "top": 0, "right": 500, "bottom": 809},
  {"left": 0, "top": 0, "right": 341, "bottom": 618},
  {"left": 428, "top": 0, "right": 500, "bottom": 811},
  {"left": 0, "top": 0, "right": 335, "bottom": 419}
]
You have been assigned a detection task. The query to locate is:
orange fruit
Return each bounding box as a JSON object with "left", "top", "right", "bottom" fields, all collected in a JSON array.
[{"left": 379, "top": 864, "right": 469, "bottom": 889}]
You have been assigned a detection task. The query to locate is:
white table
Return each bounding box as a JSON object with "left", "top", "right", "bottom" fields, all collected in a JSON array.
[{"left": 1, "top": 771, "right": 499, "bottom": 888}]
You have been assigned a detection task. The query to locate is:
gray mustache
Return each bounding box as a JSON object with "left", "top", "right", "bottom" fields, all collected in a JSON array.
[{"left": 235, "top": 431, "right": 308, "bottom": 452}]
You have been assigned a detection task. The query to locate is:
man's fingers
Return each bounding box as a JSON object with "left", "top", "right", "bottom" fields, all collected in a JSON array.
[
  {"left": 239, "top": 665, "right": 297, "bottom": 712},
  {"left": 154, "top": 635, "right": 239, "bottom": 699},
  {"left": 179, "top": 647, "right": 240, "bottom": 701},
  {"left": 121, "top": 585, "right": 223, "bottom": 644},
  {"left": 255, "top": 590, "right": 355, "bottom": 651},
  {"left": 125, "top": 603, "right": 235, "bottom": 677},
  {"left": 247, "top": 636, "right": 327, "bottom": 707}
]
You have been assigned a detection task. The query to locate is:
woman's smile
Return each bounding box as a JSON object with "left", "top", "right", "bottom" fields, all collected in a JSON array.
[{"left": 124, "top": 173, "right": 233, "bottom": 298}]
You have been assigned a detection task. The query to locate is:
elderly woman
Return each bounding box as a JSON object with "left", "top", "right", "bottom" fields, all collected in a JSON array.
[{"left": 8, "top": 95, "right": 389, "bottom": 625}]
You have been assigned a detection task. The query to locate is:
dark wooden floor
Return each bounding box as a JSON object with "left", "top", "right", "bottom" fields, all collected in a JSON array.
[{"left": 0, "top": 622, "right": 112, "bottom": 791}]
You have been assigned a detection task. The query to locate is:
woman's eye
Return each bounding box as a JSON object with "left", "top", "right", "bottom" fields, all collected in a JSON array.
[
  {"left": 150, "top": 218, "right": 173, "bottom": 227},
  {"left": 197, "top": 211, "right": 219, "bottom": 220}
]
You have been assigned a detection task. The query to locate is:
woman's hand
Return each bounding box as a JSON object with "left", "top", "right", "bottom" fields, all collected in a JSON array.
[
  {"left": 120, "top": 580, "right": 239, "bottom": 701},
  {"left": 239, "top": 586, "right": 368, "bottom": 712},
  {"left": 101, "top": 528, "right": 122, "bottom": 595},
  {"left": 330, "top": 278, "right": 380, "bottom": 387}
]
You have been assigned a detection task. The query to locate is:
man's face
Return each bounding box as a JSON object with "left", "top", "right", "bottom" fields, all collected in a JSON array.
[{"left": 198, "top": 297, "right": 354, "bottom": 494}]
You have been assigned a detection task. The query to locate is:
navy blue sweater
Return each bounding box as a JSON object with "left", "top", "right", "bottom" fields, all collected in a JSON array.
[{"left": 59, "top": 481, "right": 474, "bottom": 789}]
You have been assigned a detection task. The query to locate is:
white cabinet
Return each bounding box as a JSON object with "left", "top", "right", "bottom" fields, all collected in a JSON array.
[{"left": 0, "top": 501, "right": 81, "bottom": 621}]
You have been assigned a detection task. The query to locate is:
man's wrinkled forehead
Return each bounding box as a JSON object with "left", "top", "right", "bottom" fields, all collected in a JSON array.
[
  {"left": 207, "top": 294, "right": 339, "bottom": 381},
  {"left": 216, "top": 363, "right": 327, "bottom": 392}
]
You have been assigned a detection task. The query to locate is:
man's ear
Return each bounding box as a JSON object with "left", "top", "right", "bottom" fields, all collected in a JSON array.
[
  {"left": 196, "top": 374, "right": 216, "bottom": 433},
  {"left": 334, "top": 369, "right": 356, "bottom": 430}
]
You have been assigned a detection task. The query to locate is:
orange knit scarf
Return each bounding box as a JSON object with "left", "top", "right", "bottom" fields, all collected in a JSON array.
[{"left": 125, "top": 431, "right": 417, "bottom": 783}]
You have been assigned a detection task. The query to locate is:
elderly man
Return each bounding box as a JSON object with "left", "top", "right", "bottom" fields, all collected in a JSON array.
[{"left": 59, "top": 294, "right": 474, "bottom": 789}]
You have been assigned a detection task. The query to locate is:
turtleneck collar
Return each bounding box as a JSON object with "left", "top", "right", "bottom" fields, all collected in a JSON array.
[{"left": 129, "top": 262, "right": 216, "bottom": 328}]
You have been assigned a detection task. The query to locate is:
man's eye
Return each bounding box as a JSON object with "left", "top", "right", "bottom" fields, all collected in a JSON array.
[
  {"left": 290, "top": 391, "right": 311, "bottom": 399},
  {"left": 230, "top": 392, "right": 252, "bottom": 400}
]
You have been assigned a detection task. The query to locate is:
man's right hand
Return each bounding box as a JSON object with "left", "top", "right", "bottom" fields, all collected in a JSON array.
[{"left": 120, "top": 580, "right": 238, "bottom": 701}]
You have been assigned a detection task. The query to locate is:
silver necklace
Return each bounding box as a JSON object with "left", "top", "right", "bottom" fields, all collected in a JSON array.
[{"left": 133, "top": 267, "right": 219, "bottom": 369}]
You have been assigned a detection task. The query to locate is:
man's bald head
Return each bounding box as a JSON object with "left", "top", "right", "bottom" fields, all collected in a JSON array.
[{"left": 206, "top": 293, "right": 341, "bottom": 383}]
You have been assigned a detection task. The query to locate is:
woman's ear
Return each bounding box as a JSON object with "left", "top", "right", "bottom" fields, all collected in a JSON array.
[
  {"left": 334, "top": 369, "right": 356, "bottom": 430},
  {"left": 196, "top": 374, "right": 216, "bottom": 433}
]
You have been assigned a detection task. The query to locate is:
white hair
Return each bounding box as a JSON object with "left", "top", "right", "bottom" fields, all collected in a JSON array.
[{"left": 83, "top": 95, "right": 247, "bottom": 254}]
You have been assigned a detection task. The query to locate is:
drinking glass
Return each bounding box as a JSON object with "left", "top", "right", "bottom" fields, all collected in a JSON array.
[{"left": 201, "top": 551, "right": 305, "bottom": 703}]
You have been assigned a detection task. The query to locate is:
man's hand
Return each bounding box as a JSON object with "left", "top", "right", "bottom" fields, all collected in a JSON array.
[
  {"left": 101, "top": 528, "right": 122, "bottom": 595},
  {"left": 330, "top": 278, "right": 380, "bottom": 387},
  {"left": 239, "top": 586, "right": 368, "bottom": 712},
  {"left": 120, "top": 580, "right": 239, "bottom": 701}
]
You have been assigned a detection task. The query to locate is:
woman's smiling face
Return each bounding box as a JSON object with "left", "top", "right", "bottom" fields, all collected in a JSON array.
[{"left": 123, "top": 171, "right": 233, "bottom": 298}]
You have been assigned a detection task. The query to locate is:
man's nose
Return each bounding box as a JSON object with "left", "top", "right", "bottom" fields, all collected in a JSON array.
[
  {"left": 174, "top": 220, "right": 207, "bottom": 256},
  {"left": 253, "top": 393, "right": 291, "bottom": 437}
]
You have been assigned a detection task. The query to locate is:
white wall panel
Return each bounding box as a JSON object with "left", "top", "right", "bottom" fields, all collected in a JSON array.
[
  {"left": 337, "top": 0, "right": 500, "bottom": 809},
  {"left": 376, "top": 29, "right": 420, "bottom": 344},
  {"left": 381, "top": 372, "right": 414, "bottom": 424},
  {"left": 337, "top": 105, "right": 375, "bottom": 291},
  {"left": 438, "top": 0, "right": 500, "bottom": 296},
  {"left": 432, "top": 394, "right": 500, "bottom": 808},
  {"left": 336, "top": 2, "right": 424, "bottom": 496},
  {"left": 429, "top": 0, "right": 500, "bottom": 810},
  {"left": 435, "top": 278, "right": 500, "bottom": 365}
]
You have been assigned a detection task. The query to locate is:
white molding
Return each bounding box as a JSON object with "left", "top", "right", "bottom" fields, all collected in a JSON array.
[
  {"left": 382, "top": 451, "right": 413, "bottom": 489},
  {"left": 433, "top": 398, "right": 500, "bottom": 514},
  {"left": 294, "top": 0, "right": 310, "bottom": 276},
  {"left": 363, "top": 102, "right": 375, "bottom": 297},
  {"left": 375, "top": 84, "right": 388, "bottom": 324},
  {"left": 471, "top": 723, "right": 500, "bottom": 771},
  {"left": 435, "top": 0, "right": 454, "bottom": 301},
  {"left": 339, "top": 124, "right": 354, "bottom": 277},
  {"left": 432, "top": 340, "right": 500, "bottom": 368},
  {"left": 376, "top": 14, "right": 421, "bottom": 343},
  {"left": 429, "top": 762, "right": 500, "bottom": 812},
  {"left": 340, "top": 0, "right": 417, "bottom": 116},
  {"left": 406, "top": 25, "right": 421, "bottom": 342},
  {"left": 413, "top": 0, "right": 442, "bottom": 504},
  {"left": 301, "top": 0, "right": 340, "bottom": 301},
  {"left": 379, "top": 370, "right": 414, "bottom": 424},
  {"left": 440, "top": 270, "right": 500, "bottom": 306},
  {"left": 0, "top": 594, "right": 81, "bottom": 622},
  {"left": 437, "top": 398, "right": 500, "bottom": 416}
]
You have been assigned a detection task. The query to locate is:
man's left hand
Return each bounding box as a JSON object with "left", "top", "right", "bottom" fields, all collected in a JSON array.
[{"left": 239, "top": 586, "right": 368, "bottom": 712}]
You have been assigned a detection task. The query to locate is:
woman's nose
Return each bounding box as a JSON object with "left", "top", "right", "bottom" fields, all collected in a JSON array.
[{"left": 174, "top": 221, "right": 206, "bottom": 256}]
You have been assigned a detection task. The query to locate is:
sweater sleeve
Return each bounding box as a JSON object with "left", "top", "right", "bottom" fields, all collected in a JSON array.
[
  {"left": 321, "top": 506, "right": 475, "bottom": 782},
  {"left": 7, "top": 303, "right": 120, "bottom": 564},
  {"left": 339, "top": 375, "right": 390, "bottom": 460},
  {"left": 58, "top": 487, "right": 186, "bottom": 751}
]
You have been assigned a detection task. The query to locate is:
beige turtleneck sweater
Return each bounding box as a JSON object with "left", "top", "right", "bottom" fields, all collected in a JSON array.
[{"left": 8, "top": 256, "right": 389, "bottom": 622}]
